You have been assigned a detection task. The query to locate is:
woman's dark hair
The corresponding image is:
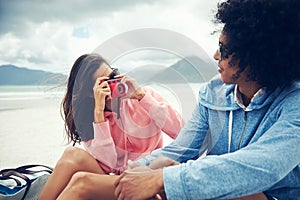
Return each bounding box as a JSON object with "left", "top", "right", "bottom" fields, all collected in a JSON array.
[
  {"left": 61, "top": 53, "right": 109, "bottom": 145},
  {"left": 215, "top": 0, "right": 300, "bottom": 90}
]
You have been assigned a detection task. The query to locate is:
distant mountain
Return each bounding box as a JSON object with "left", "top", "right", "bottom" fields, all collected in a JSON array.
[
  {"left": 0, "top": 65, "right": 67, "bottom": 85},
  {"left": 0, "top": 57, "right": 216, "bottom": 85},
  {"left": 127, "top": 56, "right": 216, "bottom": 84}
]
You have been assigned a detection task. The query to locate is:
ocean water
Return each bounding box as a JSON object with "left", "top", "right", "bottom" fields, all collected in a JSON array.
[
  {"left": 0, "top": 85, "right": 65, "bottom": 101},
  {"left": 0, "top": 83, "right": 201, "bottom": 100},
  {"left": 0, "top": 83, "right": 202, "bottom": 117}
]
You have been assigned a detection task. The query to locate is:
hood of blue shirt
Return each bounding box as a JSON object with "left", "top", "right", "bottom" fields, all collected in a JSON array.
[{"left": 198, "top": 74, "right": 300, "bottom": 111}]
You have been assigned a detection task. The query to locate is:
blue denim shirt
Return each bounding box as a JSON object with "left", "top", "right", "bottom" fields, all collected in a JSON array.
[{"left": 138, "top": 75, "right": 300, "bottom": 199}]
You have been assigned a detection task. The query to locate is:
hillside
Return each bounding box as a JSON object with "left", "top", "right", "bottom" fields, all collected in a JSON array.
[
  {"left": 127, "top": 56, "right": 216, "bottom": 84},
  {"left": 0, "top": 65, "right": 67, "bottom": 85}
]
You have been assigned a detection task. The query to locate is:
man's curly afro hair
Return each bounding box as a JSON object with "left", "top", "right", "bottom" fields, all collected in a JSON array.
[{"left": 215, "top": 0, "right": 300, "bottom": 90}]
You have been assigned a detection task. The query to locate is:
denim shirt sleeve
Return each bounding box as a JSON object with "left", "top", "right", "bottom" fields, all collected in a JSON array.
[{"left": 137, "top": 98, "right": 210, "bottom": 166}]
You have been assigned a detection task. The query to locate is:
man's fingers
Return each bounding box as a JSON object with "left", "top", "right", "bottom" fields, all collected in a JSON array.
[
  {"left": 114, "top": 185, "right": 121, "bottom": 199},
  {"left": 117, "top": 192, "right": 125, "bottom": 200},
  {"left": 114, "top": 184, "right": 124, "bottom": 200},
  {"left": 114, "top": 179, "right": 122, "bottom": 198},
  {"left": 114, "top": 172, "right": 125, "bottom": 187},
  {"left": 114, "top": 173, "right": 127, "bottom": 200}
]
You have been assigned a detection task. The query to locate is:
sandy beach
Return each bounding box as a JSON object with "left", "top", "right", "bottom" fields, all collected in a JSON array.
[
  {"left": 0, "top": 97, "right": 177, "bottom": 170},
  {"left": 0, "top": 97, "right": 67, "bottom": 169}
]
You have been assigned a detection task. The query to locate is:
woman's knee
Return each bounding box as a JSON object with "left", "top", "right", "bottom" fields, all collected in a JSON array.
[{"left": 56, "top": 147, "right": 91, "bottom": 169}]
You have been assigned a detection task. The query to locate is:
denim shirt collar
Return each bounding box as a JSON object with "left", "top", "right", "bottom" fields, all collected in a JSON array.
[
  {"left": 199, "top": 74, "right": 283, "bottom": 111},
  {"left": 234, "top": 85, "right": 266, "bottom": 111}
]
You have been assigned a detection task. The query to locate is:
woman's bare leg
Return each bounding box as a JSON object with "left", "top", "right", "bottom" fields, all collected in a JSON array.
[
  {"left": 57, "top": 172, "right": 118, "bottom": 200},
  {"left": 38, "top": 146, "right": 105, "bottom": 200}
]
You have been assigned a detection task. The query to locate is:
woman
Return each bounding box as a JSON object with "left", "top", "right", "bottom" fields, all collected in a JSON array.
[{"left": 38, "top": 53, "right": 183, "bottom": 199}]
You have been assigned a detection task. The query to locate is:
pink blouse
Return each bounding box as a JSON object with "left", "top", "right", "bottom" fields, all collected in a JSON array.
[{"left": 82, "top": 87, "right": 184, "bottom": 174}]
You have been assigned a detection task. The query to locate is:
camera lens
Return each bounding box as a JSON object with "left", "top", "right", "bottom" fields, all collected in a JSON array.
[{"left": 117, "top": 84, "right": 126, "bottom": 94}]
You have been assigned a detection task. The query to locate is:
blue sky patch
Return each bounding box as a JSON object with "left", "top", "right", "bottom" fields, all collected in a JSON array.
[{"left": 72, "top": 26, "right": 90, "bottom": 38}]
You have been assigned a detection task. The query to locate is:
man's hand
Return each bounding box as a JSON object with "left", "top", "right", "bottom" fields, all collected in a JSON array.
[{"left": 114, "top": 169, "right": 164, "bottom": 200}]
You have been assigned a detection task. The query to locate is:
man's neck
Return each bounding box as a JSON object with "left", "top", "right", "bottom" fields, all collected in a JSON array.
[{"left": 238, "top": 82, "right": 261, "bottom": 106}]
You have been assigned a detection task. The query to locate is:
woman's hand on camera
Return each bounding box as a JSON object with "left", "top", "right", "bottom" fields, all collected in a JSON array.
[
  {"left": 93, "top": 77, "right": 111, "bottom": 122},
  {"left": 115, "top": 74, "right": 145, "bottom": 100}
]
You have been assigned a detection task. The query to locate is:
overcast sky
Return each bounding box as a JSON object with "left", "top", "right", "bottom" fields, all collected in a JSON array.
[{"left": 0, "top": 0, "right": 221, "bottom": 74}]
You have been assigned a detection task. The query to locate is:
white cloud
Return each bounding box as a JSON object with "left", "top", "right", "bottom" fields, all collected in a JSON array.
[
  {"left": 0, "top": 0, "right": 221, "bottom": 74},
  {"left": 0, "top": 33, "right": 21, "bottom": 59}
]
